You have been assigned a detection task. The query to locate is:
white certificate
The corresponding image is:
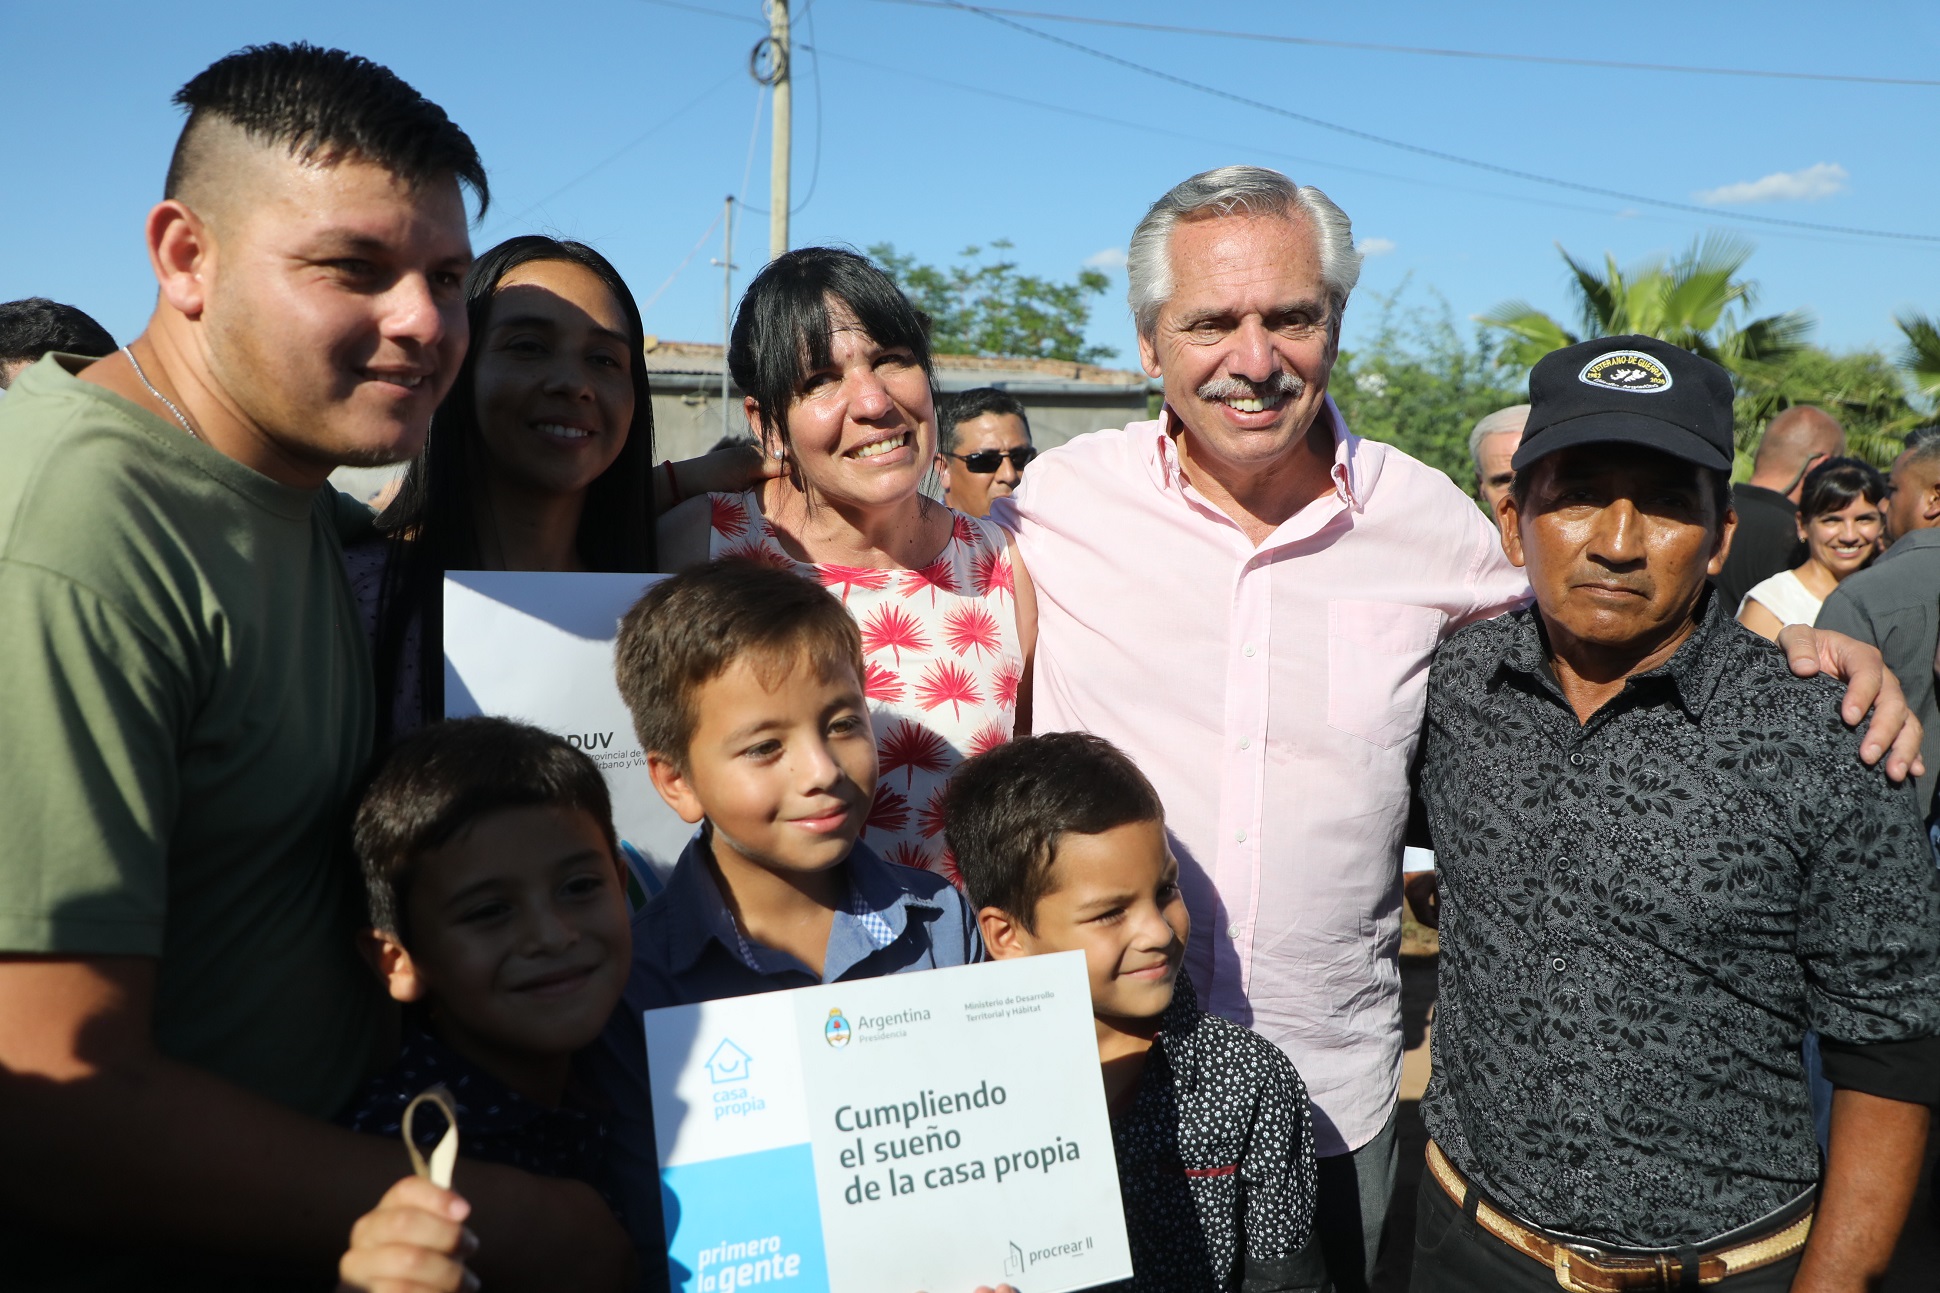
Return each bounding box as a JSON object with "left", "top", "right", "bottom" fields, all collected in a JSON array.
[
  {"left": 442, "top": 571, "right": 692, "bottom": 888},
  {"left": 645, "top": 953, "right": 1134, "bottom": 1293}
]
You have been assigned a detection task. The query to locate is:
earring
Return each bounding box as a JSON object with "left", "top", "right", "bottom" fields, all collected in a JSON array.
[{"left": 772, "top": 447, "right": 785, "bottom": 459}]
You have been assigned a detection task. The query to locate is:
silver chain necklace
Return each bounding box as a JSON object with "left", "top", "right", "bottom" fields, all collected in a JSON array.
[{"left": 121, "top": 345, "right": 201, "bottom": 441}]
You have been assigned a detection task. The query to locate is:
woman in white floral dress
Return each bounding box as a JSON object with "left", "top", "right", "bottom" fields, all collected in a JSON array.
[{"left": 658, "top": 247, "right": 1036, "bottom": 880}]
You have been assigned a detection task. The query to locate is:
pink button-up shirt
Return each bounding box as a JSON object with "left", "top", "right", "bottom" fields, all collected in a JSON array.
[{"left": 995, "top": 403, "right": 1528, "bottom": 1155}]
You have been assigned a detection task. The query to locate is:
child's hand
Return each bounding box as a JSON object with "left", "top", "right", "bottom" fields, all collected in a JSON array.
[{"left": 338, "top": 1175, "right": 478, "bottom": 1293}]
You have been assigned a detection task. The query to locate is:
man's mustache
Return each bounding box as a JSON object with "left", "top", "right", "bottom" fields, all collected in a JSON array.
[{"left": 1197, "top": 372, "right": 1305, "bottom": 403}]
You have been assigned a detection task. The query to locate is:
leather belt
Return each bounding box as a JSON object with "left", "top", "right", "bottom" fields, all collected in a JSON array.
[{"left": 1425, "top": 1141, "right": 1813, "bottom": 1292}]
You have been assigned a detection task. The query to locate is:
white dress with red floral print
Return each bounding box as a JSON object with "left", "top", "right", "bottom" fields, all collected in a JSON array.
[{"left": 705, "top": 490, "right": 1022, "bottom": 880}]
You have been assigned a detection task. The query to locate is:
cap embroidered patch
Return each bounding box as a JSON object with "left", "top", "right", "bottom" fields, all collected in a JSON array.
[{"left": 1578, "top": 350, "right": 1674, "bottom": 393}]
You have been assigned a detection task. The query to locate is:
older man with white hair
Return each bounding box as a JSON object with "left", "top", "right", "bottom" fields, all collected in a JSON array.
[
  {"left": 995, "top": 165, "right": 1920, "bottom": 1292},
  {"left": 1468, "top": 404, "right": 1528, "bottom": 518}
]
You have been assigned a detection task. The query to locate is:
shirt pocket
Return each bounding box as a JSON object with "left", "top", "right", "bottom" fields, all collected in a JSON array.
[{"left": 1325, "top": 600, "right": 1446, "bottom": 749}]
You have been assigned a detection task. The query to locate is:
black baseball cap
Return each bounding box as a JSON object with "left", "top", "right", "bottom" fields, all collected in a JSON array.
[{"left": 1511, "top": 334, "right": 1735, "bottom": 473}]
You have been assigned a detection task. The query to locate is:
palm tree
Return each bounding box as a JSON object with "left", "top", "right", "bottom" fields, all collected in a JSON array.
[
  {"left": 1733, "top": 347, "right": 1917, "bottom": 468},
  {"left": 1479, "top": 234, "right": 1813, "bottom": 375},
  {"left": 1896, "top": 311, "right": 1940, "bottom": 403}
]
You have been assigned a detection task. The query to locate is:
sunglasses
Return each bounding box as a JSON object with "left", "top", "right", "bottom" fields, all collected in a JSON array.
[{"left": 948, "top": 447, "right": 1037, "bottom": 473}]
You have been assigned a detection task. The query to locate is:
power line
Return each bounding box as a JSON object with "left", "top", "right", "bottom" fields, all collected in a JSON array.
[
  {"left": 724, "top": 81, "right": 767, "bottom": 236},
  {"left": 485, "top": 68, "right": 741, "bottom": 234},
  {"left": 870, "top": 0, "right": 1940, "bottom": 89},
  {"left": 922, "top": 0, "right": 1940, "bottom": 246},
  {"left": 632, "top": 0, "right": 762, "bottom": 25},
  {"left": 793, "top": 0, "right": 824, "bottom": 215},
  {"left": 614, "top": 0, "right": 1927, "bottom": 250},
  {"left": 640, "top": 206, "right": 728, "bottom": 313},
  {"left": 632, "top": 0, "right": 821, "bottom": 217},
  {"left": 811, "top": 45, "right": 1914, "bottom": 254},
  {"left": 808, "top": 51, "right": 1633, "bottom": 223}
]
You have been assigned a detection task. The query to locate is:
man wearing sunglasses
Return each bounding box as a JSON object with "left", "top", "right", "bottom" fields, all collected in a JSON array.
[{"left": 937, "top": 386, "right": 1036, "bottom": 517}]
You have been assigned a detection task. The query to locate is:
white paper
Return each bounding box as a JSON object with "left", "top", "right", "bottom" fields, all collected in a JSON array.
[
  {"left": 442, "top": 571, "right": 693, "bottom": 888},
  {"left": 645, "top": 953, "right": 1134, "bottom": 1293}
]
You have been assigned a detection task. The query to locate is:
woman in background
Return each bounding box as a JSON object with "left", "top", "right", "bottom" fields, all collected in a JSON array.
[
  {"left": 350, "top": 235, "right": 765, "bottom": 736},
  {"left": 1737, "top": 456, "right": 1888, "bottom": 640}
]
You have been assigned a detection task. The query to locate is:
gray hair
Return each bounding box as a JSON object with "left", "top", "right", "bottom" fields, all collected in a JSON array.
[
  {"left": 1899, "top": 429, "right": 1940, "bottom": 477},
  {"left": 1126, "top": 166, "right": 1362, "bottom": 339},
  {"left": 1902, "top": 423, "right": 1940, "bottom": 453},
  {"left": 1468, "top": 404, "right": 1531, "bottom": 473}
]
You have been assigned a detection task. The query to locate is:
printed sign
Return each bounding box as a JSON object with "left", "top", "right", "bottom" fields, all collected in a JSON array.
[
  {"left": 646, "top": 953, "right": 1133, "bottom": 1293},
  {"left": 442, "top": 571, "right": 691, "bottom": 889}
]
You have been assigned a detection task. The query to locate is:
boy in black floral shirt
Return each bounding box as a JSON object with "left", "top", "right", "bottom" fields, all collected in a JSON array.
[{"left": 945, "top": 732, "right": 1324, "bottom": 1293}]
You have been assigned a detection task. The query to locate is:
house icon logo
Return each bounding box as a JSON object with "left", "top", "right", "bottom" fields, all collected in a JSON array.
[
  {"left": 1003, "top": 1242, "right": 1025, "bottom": 1278},
  {"left": 824, "top": 1008, "right": 852, "bottom": 1049},
  {"left": 704, "top": 1038, "right": 752, "bottom": 1085}
]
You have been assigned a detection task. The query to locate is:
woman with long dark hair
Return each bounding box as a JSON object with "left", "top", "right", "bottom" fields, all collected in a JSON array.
[
  {"left": 1738, "top": 456, "right": 1888, "bottom": 639},
  {"left": 658, "top": 246, "right": 1037, "bottom": 878},
  {"left": 350, "top": 235, "right": 760, "bottom": 736}
]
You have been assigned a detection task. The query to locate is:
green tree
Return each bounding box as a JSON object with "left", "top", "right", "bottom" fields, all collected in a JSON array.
[
  {"left": 1734, "top": 345, "right": 1919, "bottom": 470},
  {"left": 868, "top": 240, "right": 1115, "bottom": 364},
  {"left": 1478, "top": 234, "right": 1812, "bottom": 375},
  {"left": 1479, "top": 235, "right": 1929, "bottom": 472},
  {"left": 1331, "top": 281, "right": 1523, "bottom": 500},
  {"left": 1896, "top": 311, "right": 1940, "bottom": 403}
]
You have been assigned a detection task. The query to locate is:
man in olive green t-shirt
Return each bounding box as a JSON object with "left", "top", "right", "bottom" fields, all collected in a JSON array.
[
  {"left": 0, "top": 44, "right": 628, "bottom": 1291},
  {"left": 0, "top": 354, "right": 384, "bottom": 1113}
]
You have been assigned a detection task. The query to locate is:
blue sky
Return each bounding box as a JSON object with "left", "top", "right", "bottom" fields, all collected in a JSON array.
[{"left": 7, "top": 0, "right": 1937, "bottom": 378}]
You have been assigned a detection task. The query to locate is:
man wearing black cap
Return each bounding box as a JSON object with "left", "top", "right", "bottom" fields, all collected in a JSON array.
[{"left": 1410, "top": 336, "right": 1940, "bottom": 1292}]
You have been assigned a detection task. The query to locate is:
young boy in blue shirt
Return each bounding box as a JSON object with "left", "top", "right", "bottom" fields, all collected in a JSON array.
[
  {"left": 590, "top": 559, "right": 982, "bottom": 1282},
  {"left": 944, "top": 732, "right": 1323, "bottom": 1293},
  {"left": 617, "top": 559, "right": 982, "bottom": 1001}
]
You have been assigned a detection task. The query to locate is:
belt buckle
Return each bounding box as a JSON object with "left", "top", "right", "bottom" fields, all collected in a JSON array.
[{"left": 1550, "top": 1246, "right": 1614, "bottom": 1293}]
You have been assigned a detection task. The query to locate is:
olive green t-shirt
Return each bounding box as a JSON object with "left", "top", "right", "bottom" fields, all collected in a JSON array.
[{"left": 0, "top": 355, "right": 384, "bottom": 1275}]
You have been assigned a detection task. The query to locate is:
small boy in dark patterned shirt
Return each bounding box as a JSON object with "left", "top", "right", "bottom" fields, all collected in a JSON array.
[
  {"left": 945, "top": 733, "right": 1325, "bottom": 1293},
  {"left": 337, "top": 717, "right": 634, "bottom": 1203}
]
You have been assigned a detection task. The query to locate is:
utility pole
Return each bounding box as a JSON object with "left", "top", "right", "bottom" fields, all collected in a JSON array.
[
  {"left": 710, "top": 195, "right": 737, "bottom": 441},
  {"left": 767, "top": 0, "right": 790, "bottom": 259}
]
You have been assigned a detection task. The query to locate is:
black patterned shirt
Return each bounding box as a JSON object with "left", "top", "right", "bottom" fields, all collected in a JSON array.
[
  {"left": 340, "top": 1027, "right": 613, "bottom": 1204},
  {"left": 1419, "top": 594, "right": 1940, "bottom": 1248},
  {"left": 1103, "top": 970, "right": 1322, "bottom": 1293}
]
